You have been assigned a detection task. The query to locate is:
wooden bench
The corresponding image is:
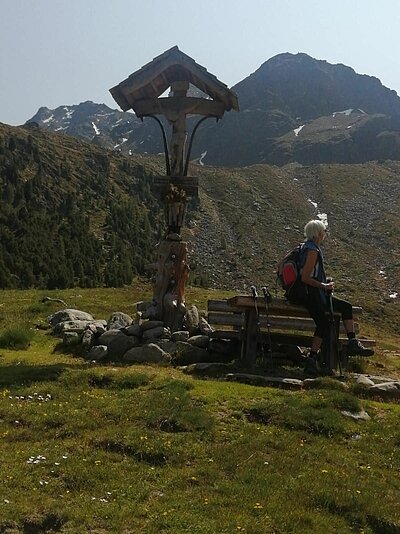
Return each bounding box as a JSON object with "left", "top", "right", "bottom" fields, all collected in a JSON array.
[{"left": 207, "top": 296, "right": 376, "bottom": 369}]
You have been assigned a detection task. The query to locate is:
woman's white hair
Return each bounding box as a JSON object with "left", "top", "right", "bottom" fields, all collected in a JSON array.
[{"left": 304, "top": 219, "right": 327, "bottom": 240}]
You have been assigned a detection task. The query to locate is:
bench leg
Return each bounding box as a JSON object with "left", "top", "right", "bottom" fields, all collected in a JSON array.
[{"left": 242, "top": 309, "right": 258, "bottom": 370}]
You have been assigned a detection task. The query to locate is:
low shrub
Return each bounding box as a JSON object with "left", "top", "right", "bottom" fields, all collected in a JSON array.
[{"left": 0, "top": 326, "right": 34, "bottom": 349}]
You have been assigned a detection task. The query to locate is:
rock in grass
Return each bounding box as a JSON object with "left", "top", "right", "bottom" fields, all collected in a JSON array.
[
  {"left": 369, "top": 382, "right": 400, "bottom": 394},
  {"left": 62, "top": 332, "right": 80, "bottom": 346},
  {"left": 123, "top": 323, "right": 142, "bottom": 337},
  {"left": 187, "top": 335, "right": 209, "bottom": 348},
  {"left": 171, "top": 330, "right": 190, "bottom": 342},
  {"left": 356, "top": 375, "right": 375, "bottom": 387},
  {"left": 141, "top": 320, "right": 164, "bottom": 332},
  {"left": 341, "top": 409, "right": 370, "bottom": 421},
  {"left": 48, "top": 309, "right": 94, "bottom": 327},
  {"left": 184, "top": 305, "right": 199, "bottom": 335},
  {"left": 173, "top": 342, "right": 210, "bottom": 365},
  {"left": 97, "top": 330, "right": 141, "bottom": 359},
  {"left": 199, "top": 317, "right": 213, "bottom": 335},
  {"left": 123, "top": 343, "right": 170, "bottom": 364},
  {"left": 107, "top": 312, "right": 133, "bottom": 330},
  {"left": 226, "top": 373, "right": 303, "bottom": 389},
  {"left": 142, "top": 326, "right": 170, "bottom": 341},
  {"left": 183, "top": 362, "right": 232, "bottom": 377},
  {"left": 87, "top": 345, "right": 108, "bottom": 361}
]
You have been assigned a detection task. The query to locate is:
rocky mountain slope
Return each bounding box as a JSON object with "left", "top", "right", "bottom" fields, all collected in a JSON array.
[
  {"left": 1, "top": 122, "right": 398, "bottom": 334},
  {"left": 27, "top": 53, "right": 400, "bottom": 166}
]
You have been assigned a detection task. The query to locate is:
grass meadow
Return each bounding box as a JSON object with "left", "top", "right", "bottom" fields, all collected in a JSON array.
[{"left": 0, "top": 282, "right": 399, "bottom": 533}]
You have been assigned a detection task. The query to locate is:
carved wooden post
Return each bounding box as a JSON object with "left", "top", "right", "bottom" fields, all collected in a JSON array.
[{"left": 152, "top": 185, "right": 190, "bottom": 330}]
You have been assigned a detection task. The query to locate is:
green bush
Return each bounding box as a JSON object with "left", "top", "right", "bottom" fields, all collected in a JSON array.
[{"left": 0, "top": 326, "right": 34, "bottom": 349}]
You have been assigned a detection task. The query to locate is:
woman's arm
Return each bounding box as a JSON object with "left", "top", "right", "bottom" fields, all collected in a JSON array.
[{"left": 301, "top": 250, "right": 334, "bottom": 291}]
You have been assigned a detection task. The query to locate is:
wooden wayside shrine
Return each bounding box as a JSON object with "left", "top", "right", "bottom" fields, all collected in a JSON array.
[{"left": 110, "top": 47, "right": 239, "bottom": 329}]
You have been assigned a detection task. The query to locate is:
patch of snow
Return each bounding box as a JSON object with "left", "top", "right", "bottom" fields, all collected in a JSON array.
[
  {"left": 91, "top": 122, "right": 100, "bottom": 135},
  {"left": 128, "top": 150, "right": 132, "bottom": 155},
  {"left": 389, "top": 292, "right": 398, "bottom": 299},
  {"left": 308, "top": 199, "right": 328, "bottom": 226},
  {"left": 379, "top": 269, "right": 386, "bottom": 276},
  {"left": 113, "top": 144, "right": 120, "bottom": 149},
  {"left": 347, "top": 125, "right": 353, "bottom": 129},
  {"left": 121, "top": 137, "right": 128, "bottom": 144},
  {"left": 332, "top": 109, "right": 353, "bottom": 118},
  {"left": 199, "top": 150, "right": 207, "bottom": 166},
  {"left": 65, "top": 110, "right": 74, "bottom": 119},
  {"left": 42, "top": 114, "right": 54, "bottom": 124},
  {"left": 293, "top": 125, "right": 304, "bottom": 136}
]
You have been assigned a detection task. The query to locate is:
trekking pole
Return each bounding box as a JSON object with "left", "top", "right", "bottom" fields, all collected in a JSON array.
[
  {"left": 250, "top": 285, "right": 264, "bottom": 364},
  {"left": 326, "top": 280, "right": 342, "bottom": 376},
  {"left": 261, "top": 286, "right": 273, "bottom": 363}
]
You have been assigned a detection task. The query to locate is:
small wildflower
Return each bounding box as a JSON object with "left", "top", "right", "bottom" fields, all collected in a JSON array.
[{"left": 321, "top": 469, "right": 328, "bottom": 473}]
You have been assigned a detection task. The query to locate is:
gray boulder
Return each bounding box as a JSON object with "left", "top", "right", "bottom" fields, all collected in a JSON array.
[
  {"left": 174, "top": 341, "right": 210, "bottom": 365},
  {"left": 208, "top": 339, "right": 233, "bottom": 356},
  {"left": 97, "top": 330, "right": 141, "bottom": 359},
  {"left": 199, "top": 317, "right": 214, "bottom": 336},
  {"left": 81, "top": 327, "right": 96, "bottom": 350},
  {"left": 143, "top": 326, "right": 170, "bottom": 341},
  {"left": 87, "top": 345, "right": 108, "bottom": 361},
  {"left": 184, "top": 305, "right": 200, "bottom": 335},
  {"left": 341, "top": 409, "right": 371, "bottom": 421},
  {"left": 356, "top": 375, "right": 375, "bottom": 387},
  {"left": 182, "top": 362, "right": 232, "bottom": 377},
  {"left": 155, "top": 339, "right": 178, "bottom": 353},
  {"left": 56, "top": 320, "right": 92, "bottom": 335},
  {"left": 136, "top": 300, "right": 158, "bottom": 320},
  {"left": 123, "top": 323, "right": 142, "bottom": 337},
  {"left": 370, "top": 382, "right": 400, "bottom": 394},
  {"left": 141, "top": 320, "right": 164, "bottom": 332},
  {"left": 62, "top": 332, "right": 80, "bottom": 346},
  {"left": 107, "top": 312, "right": 133, "bottom": 330},
  {"left": 123, "top": 343, "right": 170, "bottom": 364},
  {"left": 90, "top": 320, "right": 107, "bottom": 335},
  {"left": 171, "top": 330, "right": 190, "bottom": 342},
  {"left": 226, "top": 373, "right": 303, "bottom": 389},
  {"left": 187, "top": 335, "right": 209, "bottom": 348},
  {"left": 48, "top": 309, "right": 94, "bottom": 327}
]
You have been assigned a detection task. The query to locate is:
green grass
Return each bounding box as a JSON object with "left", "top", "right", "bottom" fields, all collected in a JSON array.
[{"left": 0, "top": 284, "right": 399, "bottom": 532}]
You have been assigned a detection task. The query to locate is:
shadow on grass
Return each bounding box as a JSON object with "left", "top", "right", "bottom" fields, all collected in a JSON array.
[
  {"left": 94, "top": 439, "right": 167, "bottom": 466},
  {"left": 0, "top": 362, "right": 74, "bottom": 387}
]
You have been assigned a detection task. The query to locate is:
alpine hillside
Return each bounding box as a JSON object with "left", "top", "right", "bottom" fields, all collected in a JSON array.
[{"left": 0, "top": 122, "right": 398, "bottom": 335}]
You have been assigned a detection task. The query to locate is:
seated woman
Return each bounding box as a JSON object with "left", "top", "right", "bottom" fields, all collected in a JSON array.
[{"left": 293, "top": 219, "right": 374, "bottom": 375}]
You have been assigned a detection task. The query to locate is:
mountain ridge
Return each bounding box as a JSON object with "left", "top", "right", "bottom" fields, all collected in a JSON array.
[{"left": 26, "top": 52, "right": 400, "bottom": 167}]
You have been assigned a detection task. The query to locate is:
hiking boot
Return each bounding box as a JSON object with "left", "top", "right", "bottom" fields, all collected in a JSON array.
[
  {"left": 347, "top": 339, "right": 374, "bottom": 357},
  {"left": 304, "top": 357, "right": 320, "bottom": 377}
]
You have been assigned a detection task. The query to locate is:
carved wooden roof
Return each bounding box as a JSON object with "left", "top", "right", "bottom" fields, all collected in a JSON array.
[{"left": 110, "top": 46, "right": 239, "bottom": 114}]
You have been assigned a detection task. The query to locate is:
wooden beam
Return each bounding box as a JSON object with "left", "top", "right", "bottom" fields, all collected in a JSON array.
[
  {"left": 133, "top": 97, "right": 226, "bottom": 119},
  {"left": 153, "top": 176, "right": 199, "bottom": 198}
]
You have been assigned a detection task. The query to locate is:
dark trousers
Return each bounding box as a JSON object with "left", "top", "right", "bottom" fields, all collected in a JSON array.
[{"left": 305, "top": 286, "right": 353, "bottom": 339}]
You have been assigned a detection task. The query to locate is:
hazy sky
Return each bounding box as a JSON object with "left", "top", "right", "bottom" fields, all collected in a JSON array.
[{"left": 1, "top": 0, "right": 400, "bottom": 125}]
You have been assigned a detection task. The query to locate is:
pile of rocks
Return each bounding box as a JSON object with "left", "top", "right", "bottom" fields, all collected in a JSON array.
[{"left": 48, "top": 304, "right": 235, "bottom": 368}]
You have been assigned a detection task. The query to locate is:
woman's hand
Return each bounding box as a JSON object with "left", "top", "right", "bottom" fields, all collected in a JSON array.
[{"left": 321, "top": 281, "right": 335, "bottom": 292}]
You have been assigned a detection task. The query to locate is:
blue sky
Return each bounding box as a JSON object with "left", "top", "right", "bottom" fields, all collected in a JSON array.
[{"left": 1, "top": 0, "right": 400, "bottom": 125}]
